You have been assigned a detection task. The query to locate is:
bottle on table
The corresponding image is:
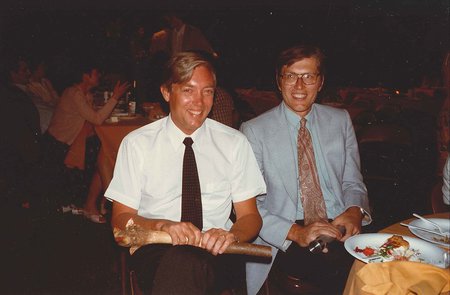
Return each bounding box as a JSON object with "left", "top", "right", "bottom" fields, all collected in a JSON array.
[
  {"left": 127, "top": 80, "right": 137, "bottom": 116},
  {"left": 103, "top": 91, "right": 109, "bottom": 104}
]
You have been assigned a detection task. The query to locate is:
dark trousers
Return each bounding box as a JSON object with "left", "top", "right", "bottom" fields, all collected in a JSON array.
[
  {"left": 130, "top": 244, "right": 246, "bottom": 295},
  {"left": 272, "top": 220, "right": 354, "bottom": 294},
  {"left": 38, "top": 132, "right": 70, "bottom": 209},
  {"left": 40, "top": 132, "right": 100, "bottom": 208}
]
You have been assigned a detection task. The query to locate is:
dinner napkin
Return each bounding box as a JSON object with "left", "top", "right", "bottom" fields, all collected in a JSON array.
[{"left": 345, "top": 261, "right": 450, "bottom": 295}]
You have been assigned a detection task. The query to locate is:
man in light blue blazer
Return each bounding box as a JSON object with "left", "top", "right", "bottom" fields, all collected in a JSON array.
[{"left": 241, "top": 45, "right": 372, "bottom": 294}]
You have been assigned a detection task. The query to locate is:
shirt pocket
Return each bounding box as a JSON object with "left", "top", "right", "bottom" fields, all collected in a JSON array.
[{"left": 201, "top": 181, "right": 232, "bottom": 209}]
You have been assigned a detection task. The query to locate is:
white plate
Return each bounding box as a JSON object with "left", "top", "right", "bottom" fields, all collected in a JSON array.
[
  {"left": 344, "top": 233, "right": 448, "bottom": 268},
  {"left": 119, "top": 115, "right": 140, "bottom": 120},
  {"left": 111, "top": 112, "right": 129, "bottom": 117},
  {"left": 408, "top": 218, "right": 450, "bottom": 248}
]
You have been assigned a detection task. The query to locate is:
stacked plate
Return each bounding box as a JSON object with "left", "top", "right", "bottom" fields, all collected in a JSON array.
[{"left": 407, "top": 218, "right": 449, "bottom": 248}]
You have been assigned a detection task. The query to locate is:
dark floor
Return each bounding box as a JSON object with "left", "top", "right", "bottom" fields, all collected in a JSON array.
[{"left": 2, "top": 209, "right": 123, "bottom": 295}]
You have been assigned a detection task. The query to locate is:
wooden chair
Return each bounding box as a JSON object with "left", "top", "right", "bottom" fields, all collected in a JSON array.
[
  {"left": 265, "top": 267, "right": 322, "bottom": 294},
  {"left": 120, "top": 249, "right": 143, "bottom": 295}
]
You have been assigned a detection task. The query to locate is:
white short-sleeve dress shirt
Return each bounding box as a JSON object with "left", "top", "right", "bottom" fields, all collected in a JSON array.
[{"left": 105, "top": 115, "right": 267, "bottom": 231}]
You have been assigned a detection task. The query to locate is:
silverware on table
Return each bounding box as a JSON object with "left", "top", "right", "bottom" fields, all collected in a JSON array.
[
  {"left": 412, "top": 213, "right": 450, "bottom": 237},
  {"left": 400, "top": 222, "right": 449, "bottom": 238}
]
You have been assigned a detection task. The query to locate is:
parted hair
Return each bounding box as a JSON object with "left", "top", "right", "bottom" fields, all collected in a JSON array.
[
  {"left": 161, "top": 51, "right": 216, "bottom": 90},
  {"left": 275, "top": 45, "right": 326, "bottom": 86}
]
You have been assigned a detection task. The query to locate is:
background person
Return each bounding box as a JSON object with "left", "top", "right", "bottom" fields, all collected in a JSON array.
[
  {"left": 240, "top": 44, "right": 372, "bottom": 294},
  {"left": 146, "top": 12, "right": 217, "bottom": 112},
  {"left": 28, "top": 58, "right": 60, "bottom": 106},
  {"left": 209, "top": 86, "right": 235, "bottom": 128},
  {"left": 0, "top": 54, "right": 42, "bottom": 212},
  {"left": 44, "top": 60, "right": 129, "bottom": 221},
  {"left": 28, "top": 58, "right": 60, "bottom": 133},
  {"left": 106, "top": 52, "right": 266, "bottom": 294},
  {"left": 149, "top": 12, "right": 216, "bottom": 58}
]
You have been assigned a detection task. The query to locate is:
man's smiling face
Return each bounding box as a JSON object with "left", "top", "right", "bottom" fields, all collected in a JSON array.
[{"left": 161, "top": 65, "right": 215, "bottom": 135}]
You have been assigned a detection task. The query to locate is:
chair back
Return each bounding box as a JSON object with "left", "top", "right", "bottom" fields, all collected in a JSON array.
[{"left": 430, "top": 178, "right": 449, "bottom": 213}]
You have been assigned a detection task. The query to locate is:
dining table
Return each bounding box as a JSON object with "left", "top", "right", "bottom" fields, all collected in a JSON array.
[
  {"left": 95, "top": 115, "right": 151, "bottom": 188},
  {"left": 343, "top": 212, "right": 450, "bottom": 295}
]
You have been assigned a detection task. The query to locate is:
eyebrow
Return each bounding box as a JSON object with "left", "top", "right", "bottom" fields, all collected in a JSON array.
[{"left": 179, "top": 81, "right": 215, "bottom": 88}]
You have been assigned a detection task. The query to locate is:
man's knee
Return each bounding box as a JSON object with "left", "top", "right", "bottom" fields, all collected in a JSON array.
[{"left": 152, "top": 246, "right": 215, "bottom": 294}]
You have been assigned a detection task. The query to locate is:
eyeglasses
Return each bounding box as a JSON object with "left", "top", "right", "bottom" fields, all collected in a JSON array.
[{"left": 280, "top": 72, "right": 320, "bottom": 85}]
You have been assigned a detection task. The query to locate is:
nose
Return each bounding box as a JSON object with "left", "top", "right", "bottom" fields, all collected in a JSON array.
[
  {"left": 191, "top": 90, "right": 204, "bottom": 106},
  {"left": 294, "top": 77, "right": 305, "bottom": 89}
]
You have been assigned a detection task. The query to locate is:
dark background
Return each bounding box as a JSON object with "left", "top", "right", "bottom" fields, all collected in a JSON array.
[{"left": 1, "top": 0, "right": 448, "bottom": 92}]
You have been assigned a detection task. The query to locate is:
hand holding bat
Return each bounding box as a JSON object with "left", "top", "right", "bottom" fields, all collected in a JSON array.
[{"left": 113, "top": 219, "right": 271, "bottom": 258}]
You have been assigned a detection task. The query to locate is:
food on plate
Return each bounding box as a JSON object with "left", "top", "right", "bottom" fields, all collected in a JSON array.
[
  {"left": 354, "top": 235, "right": 423, "bottom": 262},
  {"left": 355, "top": 246, "right": 375, "bottom": 256},
  {"left": 433, "top": 235, "right": 450, "bottom": 244}
]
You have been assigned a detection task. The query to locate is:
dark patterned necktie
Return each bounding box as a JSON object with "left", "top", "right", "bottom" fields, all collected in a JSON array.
[
  {"left": 298, "top": 118, "right": 328, "bottom": 225},
  {"left": 181, "top": 137, "right": 203, "bottom": 230}
]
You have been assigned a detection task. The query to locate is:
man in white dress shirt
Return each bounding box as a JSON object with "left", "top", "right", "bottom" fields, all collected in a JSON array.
[{"left": 105, "top": 52, "right": 266, "bottom": 294}]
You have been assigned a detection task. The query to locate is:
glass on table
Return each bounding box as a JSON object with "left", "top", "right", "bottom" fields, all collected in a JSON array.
[{"left": 444, "top": 251, "right": 450, "bottom": 268}]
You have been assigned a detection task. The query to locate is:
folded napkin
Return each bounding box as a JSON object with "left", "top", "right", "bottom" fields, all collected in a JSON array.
[{"left": 345, "top": 261, "right": 450, "bottom": 295}]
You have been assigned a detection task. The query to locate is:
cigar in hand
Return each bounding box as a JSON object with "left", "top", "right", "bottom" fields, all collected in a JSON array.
[{"left": 309, "top": 225, "right": 346, "bottom": 254}]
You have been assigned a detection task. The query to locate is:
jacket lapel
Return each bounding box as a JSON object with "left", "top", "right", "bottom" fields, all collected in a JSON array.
[
  {"left": 266, "top": 105, "right": 299, "bottom": 206},
  {"left": 311, "top": 105, "right": 332, "bottom": 147},
  {"left": 311, "top": 104, "right": 340, "bottom": 181}
]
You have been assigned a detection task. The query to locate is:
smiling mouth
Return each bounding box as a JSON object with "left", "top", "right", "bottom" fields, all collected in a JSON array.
[
  {"left": 188, "top": 110, "right": 202, "bottom": 116},
  {"left": 292, "top": 93, "right": 307, "bottom": 99}
]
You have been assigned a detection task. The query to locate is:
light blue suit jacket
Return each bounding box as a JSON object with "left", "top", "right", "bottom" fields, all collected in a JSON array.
[{"left": 240, "top": 103, "right": 371, "bottom": 295}]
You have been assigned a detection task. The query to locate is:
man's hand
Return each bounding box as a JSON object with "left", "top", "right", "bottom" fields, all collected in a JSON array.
[
  {"left": 160, "top": 221, "right": 202, "bottom": 247},
  {"left": 201, "top": 228, "right": 238, "bottom": 256},
  {"left": 288, "top": 220, "right": 344, "bottom": 250},
  {"left": 110, "top": 81, "right": 130, "bottom": 102},
  {"left": 332, "top": 206, "right": 363, "bottom": 241}
]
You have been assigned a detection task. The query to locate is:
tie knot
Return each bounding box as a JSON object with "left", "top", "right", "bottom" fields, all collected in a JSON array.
[
  {"left": 183, "top": 137, "right": 194, "bottom": 147},
  {"left": 300, "top": 118, "right": 307, "bottom": 129}
]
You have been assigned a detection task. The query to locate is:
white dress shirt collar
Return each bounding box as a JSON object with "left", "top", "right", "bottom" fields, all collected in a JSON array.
[{"left": 166, "top": 113, "right": 206, "bottom": 151}]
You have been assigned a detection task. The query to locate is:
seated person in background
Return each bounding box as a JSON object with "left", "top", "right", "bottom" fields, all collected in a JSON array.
[
  {"left": 45, "top": 61, "right": 129, "bottom": 221},
  {"left": 28, "top": 58, "right": 60, "bottom": 133},
  {"left": 28, "top": 59, "right": 60, "bottom": 106},
  {"left": 443, "top": 156, "right": 449, "bottom": 205},
  {"left": 0, "top": 54, "right": 41, "bottom": 211},
  {"left": 240, "top": 45, "right": 372, "bottom": 295},
  {"left": 106, "top": 52, "right": 266, "bottom": 294},
  {"left": 209, "top": 86, "right": 235, "bottom": 128}
]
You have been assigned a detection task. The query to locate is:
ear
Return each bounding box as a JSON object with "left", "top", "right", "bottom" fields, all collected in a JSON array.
[
  {"left": 318, "top": 76, "right": 325, "bottom": 92},
  {"left": 160, "top": 85, "right": 170, "bottom": 102}
]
